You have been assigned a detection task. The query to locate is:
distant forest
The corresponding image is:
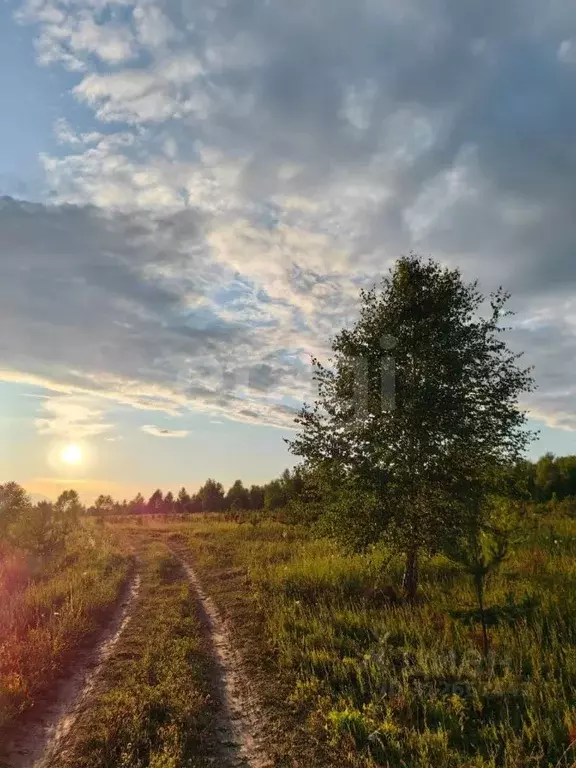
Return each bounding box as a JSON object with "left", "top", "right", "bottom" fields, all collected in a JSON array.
[{"left": 86, "top": 452, "right": 576, "bottom": 517}]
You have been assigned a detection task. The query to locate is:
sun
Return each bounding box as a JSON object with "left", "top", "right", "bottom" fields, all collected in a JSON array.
[{"left": 60, "top": 444, "right": 83, "bottom": 466}]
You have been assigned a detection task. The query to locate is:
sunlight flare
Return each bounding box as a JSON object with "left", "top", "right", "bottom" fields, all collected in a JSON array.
[{"left": 60, "top": 443, "right": 83, "bottom": 466}]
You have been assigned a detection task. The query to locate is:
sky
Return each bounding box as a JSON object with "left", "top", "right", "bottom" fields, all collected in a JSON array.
[{"left": 0, "top": 0, "right": 575, "bottom": 502}]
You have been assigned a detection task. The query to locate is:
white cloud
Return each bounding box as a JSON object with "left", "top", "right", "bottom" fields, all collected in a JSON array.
[
  {"left": 0, "top": 198, "right": 309, "bottom": 430},
  {"left": 35, "top": 395, "right": 114, "bottom": 438},
  {"left": 19, "top": 6, "right": 136, "bottom": 70},
  {"left": 74, "top": 54, "right": 205, "bottom": 123},
  {"left": 141, "top": 424, "right": 189, "bottom": 437},
  {"left": 54, "top": 118, "right": 81, "bottom": 145},
  {"left": 66, "top": 16, "right": 135, "bottom": 63},
  {"left": 558, "top": 39, "right": 576, "bottom": 64},
  {"left": 53, "top": 117, "right": 105, "bottom": 146},
  {"left": 133, "top": 4, "right": 177, "bottom": 48}
]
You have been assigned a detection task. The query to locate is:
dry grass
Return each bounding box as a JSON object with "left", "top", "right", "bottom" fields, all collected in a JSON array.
[{"left": 0, "top": 524, "right": 132, "bottom": 734}]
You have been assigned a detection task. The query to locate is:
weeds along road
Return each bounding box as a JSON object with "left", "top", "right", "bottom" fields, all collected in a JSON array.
[{"left": 0, "top": 571, "right": 141, "bottom": 768}]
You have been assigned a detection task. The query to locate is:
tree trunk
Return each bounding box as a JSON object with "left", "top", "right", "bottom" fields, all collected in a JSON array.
[
  {"left": 475, "top": 576, "right": 489, "bottom": 657},
  {"left": 402, "top": 547, "right": 419, "bottom": 601}
]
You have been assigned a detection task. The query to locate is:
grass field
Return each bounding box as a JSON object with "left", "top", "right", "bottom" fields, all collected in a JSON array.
[
  {"left": 0, "top": 524, "right": 132, "bottom": 736},
  {"left": 3, "top": 510, "right": 576, "bottom": 767},
  {"left": 120, "top": 513, "right": 576, "bottom": 768}
]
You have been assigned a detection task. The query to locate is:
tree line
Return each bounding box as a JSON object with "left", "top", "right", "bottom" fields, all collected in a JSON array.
[
  {"left": 2, "top": 450, "right": 571, "bottom": 534},
  {"left": 88, "top": 454, "right": 576, "bottom": 518},
  {"left": 87, "top": 468, "right": 307, "bottom": 516},
  {"left": 513, "top": 453, "right": 576, "bottom": 502}
]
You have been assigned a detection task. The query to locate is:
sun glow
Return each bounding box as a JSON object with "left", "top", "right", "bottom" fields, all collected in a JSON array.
[{"left": 60, "top": 444, "right": 83, "bottom": 466}]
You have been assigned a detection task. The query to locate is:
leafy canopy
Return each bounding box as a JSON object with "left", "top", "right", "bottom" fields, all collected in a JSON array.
[{"left": 289, "top": 255, "right": 535, "bottom": 553}]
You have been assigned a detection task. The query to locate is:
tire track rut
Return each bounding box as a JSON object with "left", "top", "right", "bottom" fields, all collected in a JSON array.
[{"left": 172, "top": 551, "right": 273, "bottom": 768}]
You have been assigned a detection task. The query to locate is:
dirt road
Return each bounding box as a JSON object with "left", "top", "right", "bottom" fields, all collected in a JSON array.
[{"left": 174, "top": 552, "right": 273, "bottom": 768}]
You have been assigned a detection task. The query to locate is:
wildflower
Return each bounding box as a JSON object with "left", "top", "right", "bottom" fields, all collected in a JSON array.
[{"left": 448, "top": 693, "right": 466, "bottom": 716}]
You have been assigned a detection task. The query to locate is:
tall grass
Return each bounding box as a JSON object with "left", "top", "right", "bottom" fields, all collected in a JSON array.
[
  {"left": 0, "top": 524, "right": 132, "bottom": 733},
  {"left": 175, "top": 515, "right": 576, "bottom": 767}
]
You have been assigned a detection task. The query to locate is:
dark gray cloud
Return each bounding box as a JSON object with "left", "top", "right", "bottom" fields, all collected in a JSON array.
[
  {"left": 248, "top": 363, "right": 278, "bottom": 392},
  {"left": 0, "top": 198, "right": 219, "bottom": 383},
  {"left": 0, "top": 197, "right": 313, "bottom": 426},
  {"left": 0, "top": 201, "right": 216, "bottom": 387},
  {"left": 170, "top": 0, "right": 576, "bottom": 289}
]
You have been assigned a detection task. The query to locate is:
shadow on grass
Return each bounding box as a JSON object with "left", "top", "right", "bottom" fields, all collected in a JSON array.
[{"left": 449, "top": 595, "right": 540, "bottom": 628}]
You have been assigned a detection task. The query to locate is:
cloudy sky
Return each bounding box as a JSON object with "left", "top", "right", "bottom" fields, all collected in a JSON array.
[{"left": 1, "top": 0, "right": 575, "bottom": 501}]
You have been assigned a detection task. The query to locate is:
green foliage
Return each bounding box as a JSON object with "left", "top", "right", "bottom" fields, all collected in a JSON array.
[
  {"left": 2, "top": 487, "right": 80, "bottom": 560},
  {"left": 0, "top": 482, "right": 29, "bottom": 538},
  {"left": 175, "top": 487, "right": 192, "bottom": 514},
  {"left": 92, "top": 494, "right": 117, "bottom": 517},
  {"left": 314, "top": 474, "right": 383, "bottom": 552},
  {"left": 54, "top": 488, "right": 83, "bottom": 526},
  {"left": 163, "top": 490, "right": 175, "bottom": 513},
  {"left": 443, "top": 497, "right": 530, "bottom": 655},
  {"left": 148, "top": 489, "right": 165, "bottom": 514},
  {"left": 128, "top": 493, "right": 147, "bottom": 515},
  {"left": 12, "top": 502, "right": 63, "bottom": 560},
  {"left": 522, "top": 453, "right": 576, "bottom": 502},
  {"left": 264, "top": 479, "right": 287, "bottom": 510},
  {"left": 248, "top": 484, "right": 265, "bottom": 510},
  {"left": 225, "top": 479, "right": 250, "bottom": 511},
  {"left": 196, "top": 478, "right": 225, "bottom": 512}
]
